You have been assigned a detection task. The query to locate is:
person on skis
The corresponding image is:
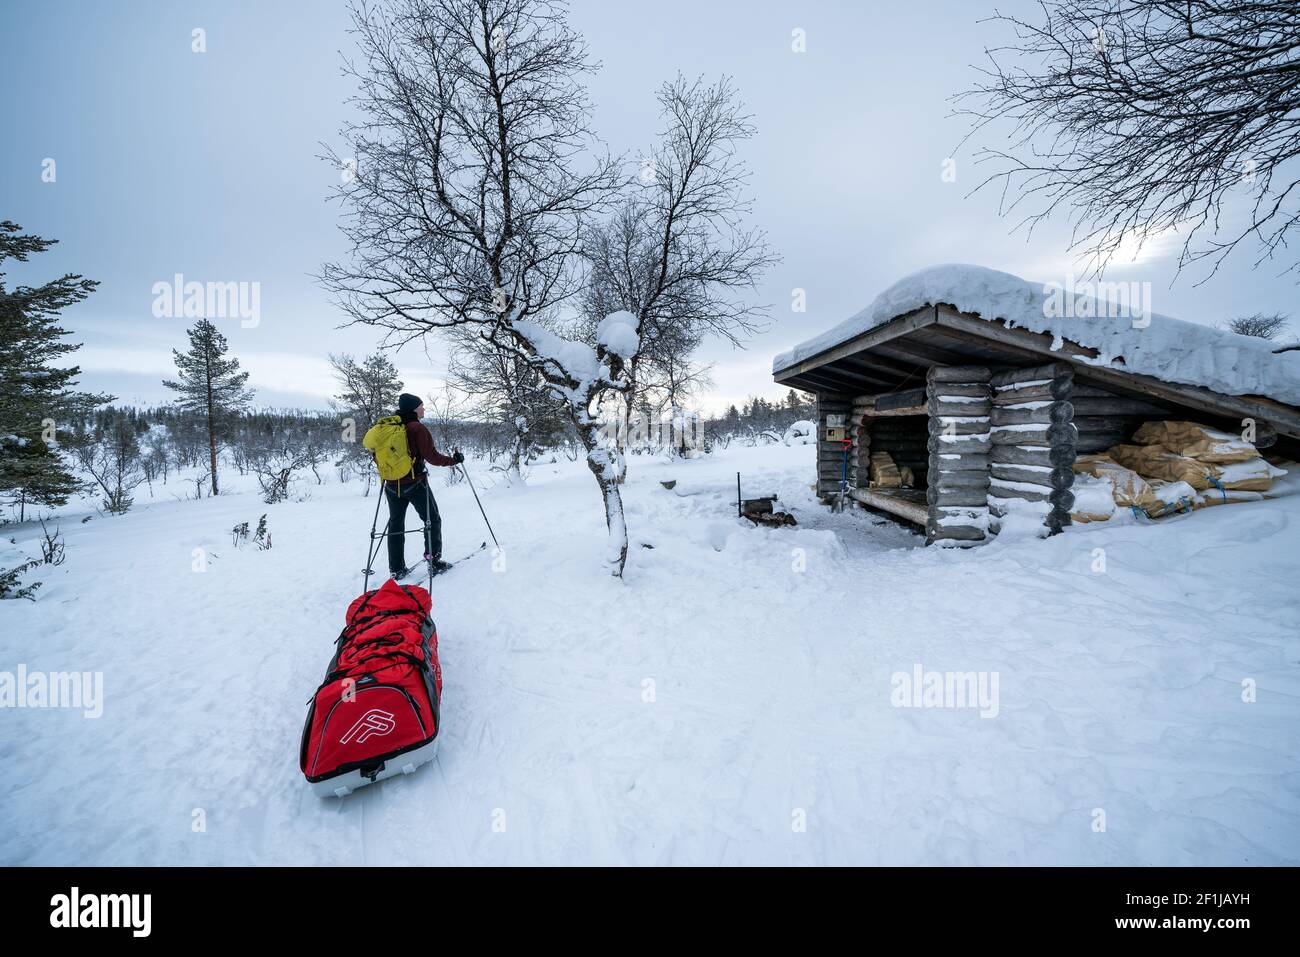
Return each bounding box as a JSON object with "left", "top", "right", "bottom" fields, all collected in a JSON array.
[{"left": 363, "top": 393, "right": 464, "bottom": 579}]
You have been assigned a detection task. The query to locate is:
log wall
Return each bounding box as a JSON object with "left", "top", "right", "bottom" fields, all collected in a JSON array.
[{"left": 1070, "top": 383, "right": 1173, "bottom": 453}]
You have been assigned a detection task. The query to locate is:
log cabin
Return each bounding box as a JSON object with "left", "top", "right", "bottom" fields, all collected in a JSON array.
[{"left": 771, "top": 265, "right": 1300, "bottom": 546}]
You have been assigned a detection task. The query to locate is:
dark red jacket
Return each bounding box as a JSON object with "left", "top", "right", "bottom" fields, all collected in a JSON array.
[
  {"left": 402, "top": 418, "right": 456, "bottom": 477},
  {"left": 377, "top": 415, "right": 456, "bottom": 490}
]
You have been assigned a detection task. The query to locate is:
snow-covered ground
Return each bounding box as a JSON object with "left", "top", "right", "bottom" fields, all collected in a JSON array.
[{"left": 2, "top": 443, "right": 1298, "bottom": 865}]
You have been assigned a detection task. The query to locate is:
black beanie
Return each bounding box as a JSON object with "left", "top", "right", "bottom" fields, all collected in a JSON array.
[{"left": 398, "top": 393, "right": 423, "bottom": 414}]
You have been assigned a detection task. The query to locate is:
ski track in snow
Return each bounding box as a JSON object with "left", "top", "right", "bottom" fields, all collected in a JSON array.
[{"left": 2, "top": 444, "right": 1298, "bottom": 865}]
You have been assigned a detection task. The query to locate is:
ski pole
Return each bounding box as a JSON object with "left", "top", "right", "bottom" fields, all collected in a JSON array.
[
  {"left": 424, "top": 479, "right": 436, "bottom": 592},
  {"left": 459, "top": 461, "right": 499, "bottom": 550},
  {"left": 362, "top": 481, "right": 385, "bottom": 593}
]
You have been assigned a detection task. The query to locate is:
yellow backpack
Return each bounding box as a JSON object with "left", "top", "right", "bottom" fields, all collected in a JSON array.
[{"left": 362, "top": 416, "right": 414, "bottom": 481}]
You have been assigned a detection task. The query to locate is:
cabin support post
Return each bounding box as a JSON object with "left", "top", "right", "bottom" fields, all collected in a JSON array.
[
  {"left": 989, "top": 362, "right": 1077, "bottom": 535},
  {"left": 924, "top": 366, "right": 992, "bottom": 546},
  {"left": 815, "top": 393, "right": 852, "bottom": 500},
  {"left": 851, "top": 394, "right": 873, "bottom": 489}
]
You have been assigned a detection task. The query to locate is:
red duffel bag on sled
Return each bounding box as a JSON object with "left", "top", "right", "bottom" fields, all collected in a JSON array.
[{"left": 300, "top": 578, "right": 442, "bottom": 797}]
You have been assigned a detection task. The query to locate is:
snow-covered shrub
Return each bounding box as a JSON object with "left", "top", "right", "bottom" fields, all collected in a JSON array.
[{"left": 783, "top": 420, "right": 816, "bottom": 446}]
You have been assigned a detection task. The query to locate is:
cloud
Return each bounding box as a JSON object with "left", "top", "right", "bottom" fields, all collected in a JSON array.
[
  {"left": 702, "top": 353, "right": 793, "bottom": 415},
  {"left": 68, "top": 345, "right": 449, "bottom": 410}
]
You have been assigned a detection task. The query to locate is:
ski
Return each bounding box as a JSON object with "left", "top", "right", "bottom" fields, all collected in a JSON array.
[
  {"left": 365, "top": 542, "right": 487, "bottom": 580},
  {"left": 440, "top": 541, "right": 489, "bottom": 571}
]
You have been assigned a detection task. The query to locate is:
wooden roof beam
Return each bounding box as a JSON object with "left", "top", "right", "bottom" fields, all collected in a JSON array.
[
  {"left": 799, "top": 369, "right": 868, "bottom": 393},
  {"left": 772, "top": 305, "right": 936, "bottom": 384},
  {"left": 808, "top": 361, "right": 899, "bottom": 390},
  {"left": 870, "top": 337, "right": 977, "bottom": 369},
  {"left": 838, "top": 353, "right": 926, "bottom": 381}
]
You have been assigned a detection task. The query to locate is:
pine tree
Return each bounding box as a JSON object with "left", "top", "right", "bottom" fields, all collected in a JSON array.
[
  {"left": 0, "top": 221, "right": 110, "bottom": 521},
  {"left": 330, "top": 352, "right": 402, "bottom": 430},
  {"left": 163, "top": 319, "right": 254, "bottom": 495},
  {"left": 329, "top": 351, "right": 403, "bottom": 480}
]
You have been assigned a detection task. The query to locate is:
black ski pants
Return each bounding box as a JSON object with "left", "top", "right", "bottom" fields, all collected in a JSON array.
[{"left": 384, "top": 475, "right": 441, "bottom": 573}]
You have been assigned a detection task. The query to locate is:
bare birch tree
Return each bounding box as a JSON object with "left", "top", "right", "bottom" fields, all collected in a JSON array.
[
  {"left": 321, "top": 0, "right": 639, "bottom": 574},
  {"left": 445, "top": 328, "right": 568, "bottom": 482},
  {"left": 581, "top": 75, "right": 774, "bottom": 443},
  {"left": 956, "top": 0, "right": 1300, "bottom": 279}
]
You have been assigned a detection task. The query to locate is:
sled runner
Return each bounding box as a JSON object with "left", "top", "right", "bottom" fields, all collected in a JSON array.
[{"left": 300, "top": 578, "right": 442, "bottom": 797}]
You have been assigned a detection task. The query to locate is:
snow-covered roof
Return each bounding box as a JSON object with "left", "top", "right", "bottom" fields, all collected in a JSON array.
[{"left": 772, "top": 264, "right": 1300, "bottom": 407}]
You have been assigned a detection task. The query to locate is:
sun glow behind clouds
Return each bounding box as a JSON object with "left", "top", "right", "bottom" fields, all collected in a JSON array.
[
  {"left": 1107, "top": 227, "right": 1182, "bottom": 269},
  {"left": 1014, "top": 226, "right": 1183, "bottom": 282}
]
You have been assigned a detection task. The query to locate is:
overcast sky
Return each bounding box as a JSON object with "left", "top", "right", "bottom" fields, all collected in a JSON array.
[{"left": 4, "top": 0, "right": 1296, "bottom": 414}]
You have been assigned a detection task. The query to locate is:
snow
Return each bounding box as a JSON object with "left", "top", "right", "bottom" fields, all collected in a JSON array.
[
  {"left": 2, "top": 444, "right": 1299, "bottom": 865},
  {"left": 990, "top": 477, "right": 1051, "bottom": 494},
  {"left": 1070, "top": 473, "right": 1117, "bottom": 521},
  {"left": 988, "top": 496, "right": 1053, "bottom": 539},
  {"left": 1000, "top": 379, "right": 1051, "bottom": 391},
  {"left": 1152, "top": 480, "right": 1199, "bottom": 506},
  {"left": 1218, "top": 459, "right": 1287, "bottom": 485},
  {"left": 596, "top": 310, "right": 640, "bottom": 361},
  {"left": 772, "top": 264, "right": 1300, "bottom": 406},
  {"left": 936, "top": 508, "right": 990, "bottom": 530},
  {"left": 513, "top": 318, "right": 604, "bottom": 403}
]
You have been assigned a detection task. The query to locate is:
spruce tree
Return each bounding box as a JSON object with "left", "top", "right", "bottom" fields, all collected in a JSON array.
[
  {"left": 0, "top": 221, "right": 110, "bottom": 521},
  {"left": 163, "top": 319, "right": 254, "bottom": 495}
]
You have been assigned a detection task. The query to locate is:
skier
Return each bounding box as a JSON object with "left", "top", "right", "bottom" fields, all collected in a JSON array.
[{"left": 363, "top": 393, "right": 464, "bottom": 579}]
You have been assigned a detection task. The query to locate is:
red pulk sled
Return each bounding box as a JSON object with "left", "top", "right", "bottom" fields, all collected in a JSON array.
[{"left": 300, "top": 578, "right": 442, "bottom": 797}]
